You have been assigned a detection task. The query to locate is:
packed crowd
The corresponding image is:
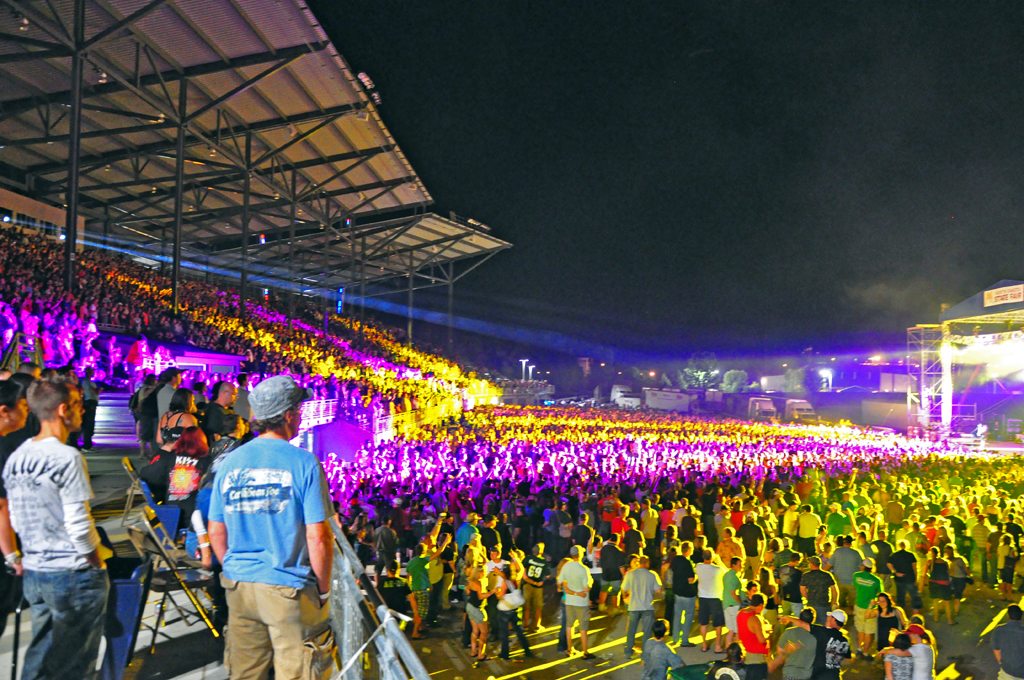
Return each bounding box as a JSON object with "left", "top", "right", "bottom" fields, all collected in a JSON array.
[
  {"left": 0, "top": 225, "right": 498, "bottom": 422},
  {"left": 321, "top": 407, "right": 974, "bottom": 504},
  {"left": 5, "top": 225, "right": 1024, "bottom": 679},
  {"left": 321, "top": 406, "right": 1024, "bottom": 679}
]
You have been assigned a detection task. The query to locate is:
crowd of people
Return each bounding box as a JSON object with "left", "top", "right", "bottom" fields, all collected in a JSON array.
[
  {"left": 5, "top": 223, "right": 1024, "bottom": 679},
  {"left": 0, "top": 225, "right": 498, "bottom": 421},
  {"left": 320, "top": 405, "right": 1024, "bottom": 678}
]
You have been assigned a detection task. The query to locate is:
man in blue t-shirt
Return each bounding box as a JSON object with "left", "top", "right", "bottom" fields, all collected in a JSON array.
[{"left": 209, "top": 375, "right": 334, "bottom": 679}]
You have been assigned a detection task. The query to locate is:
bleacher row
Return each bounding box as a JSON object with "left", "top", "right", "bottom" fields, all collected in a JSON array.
[{"left": 0, "top": 225, "right": 500, "bottom": 429}]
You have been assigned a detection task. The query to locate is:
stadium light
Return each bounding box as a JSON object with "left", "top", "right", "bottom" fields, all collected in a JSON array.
[
  {"left": 528, "top": 365, "right": 536, "bottom": 380},
  {"left": 520, "top": 359, "right": 529, "bottom": 381},
  {"left": 818, "top": 368, "right": 833, "bottom": 391}
]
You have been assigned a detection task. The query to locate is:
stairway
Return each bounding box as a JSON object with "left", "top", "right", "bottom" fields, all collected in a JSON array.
[{"left": 94, "top": 391, "right": 139, "bottom": 449}]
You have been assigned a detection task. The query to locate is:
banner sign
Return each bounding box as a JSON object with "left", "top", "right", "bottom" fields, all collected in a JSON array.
[
  {"left": 949, "top": 330, "right": 1024, "bottom": 347},
  {"left": 983, "top": 284, "right": 1024, "bottom": 307}
]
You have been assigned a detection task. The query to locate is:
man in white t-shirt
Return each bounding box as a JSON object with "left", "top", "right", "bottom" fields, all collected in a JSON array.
[
  {"left": 695, "top": 549, "right": 727, "bottom": 653},
  {"left": 557, "top": 545, "right": 596, "bottom": 660},
  {"left": 906, "top": 624, "right": 935, "bottom": 680},
  {"left": 3, "top": 380, "right": 107, "bottom": 680}
]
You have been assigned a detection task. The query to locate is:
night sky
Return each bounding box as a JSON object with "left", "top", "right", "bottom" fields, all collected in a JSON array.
[{"left": 312, "top": 2, "right": 1024, "bottom": 355}]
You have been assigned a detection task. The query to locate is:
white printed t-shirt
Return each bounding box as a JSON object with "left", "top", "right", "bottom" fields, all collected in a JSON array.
[{"left": 3, "top": 436, "right": 99, "bottom": 571}]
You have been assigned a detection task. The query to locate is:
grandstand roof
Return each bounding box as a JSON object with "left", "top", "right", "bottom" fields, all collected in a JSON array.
[
  {"left": 941, "top": 280, "right": 1024, "bottom": 325},
  {"left": 0, "top": 0, "right": 509, "bottom": 293}
]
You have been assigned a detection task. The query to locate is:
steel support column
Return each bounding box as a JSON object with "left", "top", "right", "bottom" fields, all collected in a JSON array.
[
  {"left": 240, "top": 130, "right": 252, "bottom": 318},
  {"left": 288, "top": 170, "right": 298, "bottom": 327},
  {"left": 358, "top": 235, "right": 366, "bottom": 350},
  {"left": 447, "top": 262, "right": 454, "bottom": 350},
  {"left": 63, "top": 0, "right": 86, "bottom": 291},
  {"left": 406, "top": 255, "right": 414, "bottom": 345},
  {"left": 171, "top": 79, "right": 187, "bottom": 314}
]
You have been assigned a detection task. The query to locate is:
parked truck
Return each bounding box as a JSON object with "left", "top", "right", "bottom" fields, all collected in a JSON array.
[
  {"left": 722, "top": 394, "right": 779, "bottom": 420},
  {"left": 782, "top": 398, "right": 818, "bottom": 423},
  {"left": 747, "top": 397, "right": 777, "bottom": 420}
]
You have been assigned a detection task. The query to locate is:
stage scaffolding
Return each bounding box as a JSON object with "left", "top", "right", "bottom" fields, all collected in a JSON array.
[
  {"left": 0, "top": 0, "right": 509, "bottom": 343},
  {"left": 907, "top": 324, "right": 945, "bottom": 433},
  {"left": 907, "top": 280, "right": 1024, "bottom": 435}
]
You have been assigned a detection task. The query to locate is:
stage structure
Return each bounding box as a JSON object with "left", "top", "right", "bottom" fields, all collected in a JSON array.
[
  {"left": 0, "top": 0, "right": 509, "bottom": 346},
  {"left": 908, "top": 280, "right": 1024, "bottom": 434}
]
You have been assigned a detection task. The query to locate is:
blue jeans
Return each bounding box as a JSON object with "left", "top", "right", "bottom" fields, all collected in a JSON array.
[
  {"left": 895, "top": 580, "right": 922, "bottom": 611},
  {"left": 624, "top": 609, "right": 654, "bottom": 657},
  {"left": 23, "top": 567, "right": 109, "bottom": 680},
  {"left": 673, "top": 595, "right": 696, "bottom": 645},
  {"left": 497, "top": 608, "right": 531, "bottom": 658}
]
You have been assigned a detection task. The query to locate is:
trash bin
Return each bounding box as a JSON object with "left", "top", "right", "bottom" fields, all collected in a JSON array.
[{"left": 101, "top": 557, "right": 153, "bottom": 680}]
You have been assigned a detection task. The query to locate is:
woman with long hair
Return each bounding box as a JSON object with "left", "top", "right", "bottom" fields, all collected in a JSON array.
[
  {"left": 165, "top": 426, "right": 211, "bottom": 531},
  {"left": 872, "top": 592, "right": 907, "bottom": 650},
  {"left": 881, "top": 632, "right": 914, "bottom": 680},
  {"left": 925, "top": 545, "right": 953, "bottom": 624},
  {"left": 156, "top": 387, "right": 198, "bottom": 452},
  {"left": 139, "top": 389, "right": 197, "bottom": 504},
  {"left": 466, "top": 565, "right": 496, "bottom": 665}
]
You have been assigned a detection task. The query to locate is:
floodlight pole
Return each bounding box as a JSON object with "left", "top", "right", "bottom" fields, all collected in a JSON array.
[
  {"left": 240, "top": 130, "right": 252, "bottom": 318},
  {"left": 63, "top": 0, "right": 86, "bottom": 292},
  {"left": 171, "top": 79, "right": 187, "bottom": 315}
]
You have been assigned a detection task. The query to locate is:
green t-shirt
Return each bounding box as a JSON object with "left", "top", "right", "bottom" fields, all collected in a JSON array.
[
  {"left": 779, "top": 626, "right": 817, "bottom": 680},
  {"left": 826, "top": 511, "right": 851, "bottom": 537},
  {"left": 853, "top": 570, "right": 882, "bottom": 609},
  {"left": 723, "top": 569, "right": 742, "bottom": 608},
  {"left": 406, "top": 555, "right": 431, "bottom": 592}
]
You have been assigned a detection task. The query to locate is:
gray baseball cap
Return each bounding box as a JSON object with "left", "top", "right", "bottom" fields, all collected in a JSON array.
[{"left": 249, "top": 375, "right": 310, "bottom": 421}]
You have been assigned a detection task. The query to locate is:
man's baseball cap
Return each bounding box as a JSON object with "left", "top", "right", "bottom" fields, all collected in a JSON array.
[
  {"left": 827, "top": 609, "right": 847, "bottom": 624},
  {"left": 249, "top": 375, "right": 310, "bottom": 421},
  {"left": 569, "top": 545, "right": 584, "bottom": 558},
  {"left": 905, "top": 624, "right": 926, "bottom": 637}
]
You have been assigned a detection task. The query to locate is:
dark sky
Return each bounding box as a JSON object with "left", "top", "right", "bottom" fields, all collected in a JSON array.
[{"left": 311, "top": 2, "right": 1024, "bottom": 355}]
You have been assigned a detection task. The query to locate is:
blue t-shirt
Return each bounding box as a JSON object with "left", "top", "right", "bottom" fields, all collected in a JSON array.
[{"left": 208, "top": 437, "right": 332, "bottom": 588}]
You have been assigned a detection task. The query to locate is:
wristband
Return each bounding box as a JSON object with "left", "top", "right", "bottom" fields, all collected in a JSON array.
[
  {"left": 198, "top": 542, "right": 211, "bottom": 549},
  {"left": 318, "top": 590, "right": 330, "bottom": 601},
  {"left": 4, "top": 552, "right": 20, "bottom": 566}
]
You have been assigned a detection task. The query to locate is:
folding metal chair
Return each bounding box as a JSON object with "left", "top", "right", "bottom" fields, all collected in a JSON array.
[
  {"left": 121, "top": 457, "right": 143, "bottom": 525},
  {"left": 120, "top": 456, "right": 180, "bottom": 532},
  {"left": 126, "top": 505, "right": 220, "bottom": 653}
]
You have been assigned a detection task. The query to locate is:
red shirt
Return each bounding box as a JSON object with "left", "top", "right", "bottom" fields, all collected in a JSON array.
[
  {"left": 736, "top": 609, "right": 769, "bottom": 654},
  {"left": 611, "top": 516, "right": 630, "bottom": 537}
]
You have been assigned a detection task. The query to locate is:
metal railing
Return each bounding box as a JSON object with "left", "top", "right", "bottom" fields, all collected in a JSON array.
[
  {"left": 300, "top": 399, "right": 339, "bottom": 431},
  {"left": 327, "top": 518, "right": 430, "bottom": 680}
]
